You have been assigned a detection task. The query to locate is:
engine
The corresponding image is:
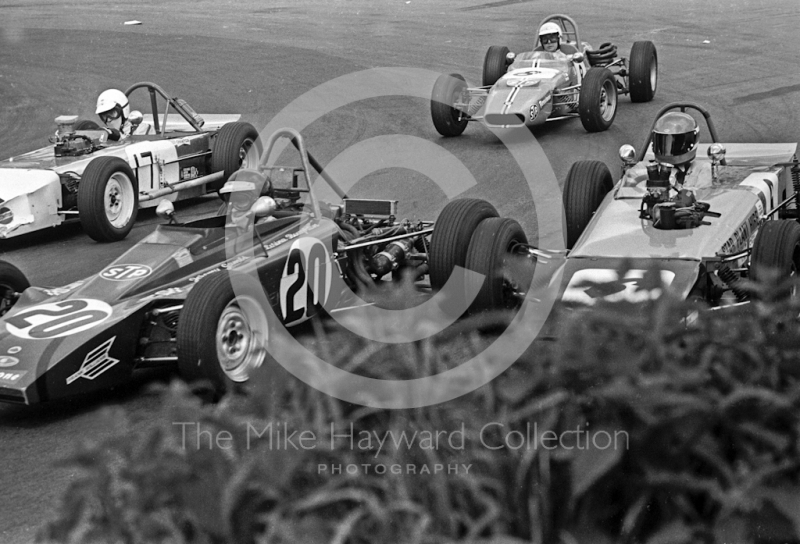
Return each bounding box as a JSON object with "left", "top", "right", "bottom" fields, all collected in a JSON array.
[
  {"left": 639, "top": 163, "right": 719, "bottom": 229},
  {"left": 336, "top": 198, "right": 429, "bottom": 293},
  {"left": 50, "top": 115, "right": 98, "bottom": 157}
]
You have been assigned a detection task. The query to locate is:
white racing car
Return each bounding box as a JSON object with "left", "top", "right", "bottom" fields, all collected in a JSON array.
[{"left": 0, "top": 81, "right": 258, "bottom": 242}]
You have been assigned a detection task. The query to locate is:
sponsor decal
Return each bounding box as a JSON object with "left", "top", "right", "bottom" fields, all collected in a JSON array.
[
  {"left": 720, "top": 210, "right": 758, "bottom": 255},
  {"left": 562, "top": 269, "right": 676, "bottom": 306},
  {"left": 0, "top": 370, "right": 26, "bottom": 384},
  {"left": 180, "top": 166, "right": 199, "bottom": 181},
  {"left": 6, "top": 299, "right": 112, "bottom": 339},
  {"left": 173, "top": 248, "right": 193, "bottom": 267},
  {"left": 67, "top": 337, "right": 119, "bottom": 385},
  {"left": 263, "top": 223, "right": 313, "bottom": 251},
  {"left": 100, "top": 264, "right": 153, "bottom": 281},
  {"left": 529, "top": 104, "right": 539, "bottom": 121},
  {"left": 538, "top": 92, "right": 551, "bottom": 108},
  {"left": 0, "top": 356, "right": 19, "bottom": 367},
  {"left": 279, "top": 238, "right": 332, "bottom": 324},
  {"left": 188, "top": 255, "right": 249, "bottom": 283},
  {"left": 41, "top": 281, "right": 84, "bottom": 297},
  {"left": 142, "top": 286, "right": 184, "bottom": 301}
]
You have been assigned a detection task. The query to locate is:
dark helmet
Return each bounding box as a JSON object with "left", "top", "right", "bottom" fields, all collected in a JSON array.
[{"left": 652, "top": 112, "right": 699, "bottom": 166}]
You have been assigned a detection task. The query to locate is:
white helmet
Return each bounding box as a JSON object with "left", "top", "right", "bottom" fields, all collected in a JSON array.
[
  {"left": 538, "top": 22, "right": 562, "bottom": 39},
  {"left": 95, "top": 89, "right": 130, "bottom": 129}
]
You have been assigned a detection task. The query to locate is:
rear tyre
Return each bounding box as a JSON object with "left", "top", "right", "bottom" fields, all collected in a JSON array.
[
  {"left": 73, "top": 120, "right": 101, "bottom": 130},
  {"left": 0, "top": 261, "right": 29, "bottom": 317},
  {"left": 429, "top": 199, "right": 498, "bottom": 290},
  {"left": 579, "top": 67, "right": 617, "bottom": 132},
  {"left": 465, "top": 217, "right": 530, "bottom": 312},
  {"left": 563, "top": 160, "right": 614, "bottom": 249},
  {"left": 750, "top": 220, "right": 800, "bottom": 300},
  {"left": 431, "top": 73, "right": 469, "bottom": 137},
  {"left": 482, "top": 45, "right": 510, "bottom": 86},
  {"left": 211, "top": 122, "right": 260, "bottom": 192},
  {"left": 177, "top": 271, "right": 276, "bottom": 399},
  {"left": 78, "top": 156, "right": 138, "bottom": 242},
  {"left": 629, "top": 41, "right": 658, "bottom": 103}
]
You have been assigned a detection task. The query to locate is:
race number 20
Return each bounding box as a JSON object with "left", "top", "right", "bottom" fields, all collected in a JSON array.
[
  {"left": 6, "top": 299, "right": 112, "bottom": 340},
  {"left": 279, "top": 238, "right": 332, "bottom": 325}
]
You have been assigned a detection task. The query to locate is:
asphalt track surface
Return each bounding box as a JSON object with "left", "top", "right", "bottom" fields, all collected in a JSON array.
[{"left": 0, "top": 0, "right": 799, "bottom": 541}]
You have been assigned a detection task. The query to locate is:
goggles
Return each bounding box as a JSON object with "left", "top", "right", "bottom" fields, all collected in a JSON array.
[
  {"left": 540, "top": 33, "right": 559, "bottom": 44},
  {"left": 99, "top": 107, "right": 122, "bottom": 124}
]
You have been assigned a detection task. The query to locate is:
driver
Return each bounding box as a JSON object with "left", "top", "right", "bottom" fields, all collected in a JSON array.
[
  {"left": 95, "top": 89, "right": 134, "bottom": 141},
  {"left": 652, "top": 111, "right": 710, "bottom": 188},
  {"left": 537, "top": 22, "right": 568, "bottom": 60}
]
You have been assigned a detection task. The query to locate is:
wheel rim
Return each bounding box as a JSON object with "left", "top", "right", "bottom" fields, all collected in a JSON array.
[
  {"left": 649, "top": 59, "right": 657, "bottom": 92},
  {"left": 239, "top": 137, "right": 257, "bottom": 169},
  {"left": 105, "top": 173, "right": 135, "bottom": 228},
  {"left": 450, "top": 86, "right": 465, "bottom": 124},
  {"left": 599, "top": 79, "right": 617, "bottom": 121},
  {"left": 215, "top": 295, "right": 268, "bottom": 382}
]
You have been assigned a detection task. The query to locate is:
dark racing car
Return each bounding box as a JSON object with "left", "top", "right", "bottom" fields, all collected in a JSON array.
[{"left": 0, "top": 128, "right": 537, "bottom": 404}]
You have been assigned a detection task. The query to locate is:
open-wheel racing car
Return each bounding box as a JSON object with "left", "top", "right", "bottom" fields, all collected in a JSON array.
[
  {"left": 431, "top": 14, "right": 658, "bottom": 136},
  {"left": 528, "top": 102, "right": 800, "bottom": 311},
  {"left": 0, "top": 82, "right": 259, "bottom": 242},
  {"left": 0, "top": 127, "right": 539, "bottom": 405}
]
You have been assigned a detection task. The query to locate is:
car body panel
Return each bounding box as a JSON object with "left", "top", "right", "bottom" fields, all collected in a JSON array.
[{"left": 0, "top": 211, "right": 339, "bottom": 404}]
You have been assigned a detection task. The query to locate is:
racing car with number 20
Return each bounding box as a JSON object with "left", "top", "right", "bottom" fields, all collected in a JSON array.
[
  {"left": 431, "top": 14, "right": 658, "bottom": 136},
  {"left": 0, "top": 82, "right": 258, "bottom": 242},
  {"left": 0, "top": 128, "right": 537, "bottom": 405}
]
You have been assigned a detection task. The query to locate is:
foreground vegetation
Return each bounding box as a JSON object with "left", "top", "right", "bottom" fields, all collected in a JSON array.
[{"left": 37, "top": 294, "right": 800, "bottom": 544}]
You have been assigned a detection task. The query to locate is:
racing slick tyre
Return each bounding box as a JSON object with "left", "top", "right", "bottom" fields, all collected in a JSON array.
[
  {"left": 78, "top": 156, "right": 139, "bottom": 242},
  {"left": 211, "top": 122, "right": 261, "bottom": 193},
  {"left": 483, "top": 45, "right": 510, "bottom": 87},
  {"left": 0, "top": 260, "right": 29, "bottom": 317},
  {"left": 749, "top": 220, "right": 800, "bottom": 300},
  {"left": 177, "top": 271, "right": 277, "bottom": 399},
  {"left": 430, "top": 198, "right": 499, "bottom": 291},
  {"left": 578, "top": 67, "right": 618, "bottom": 133},
  {"left": 629, "top": 41, "right": 658, "bottom": 103},
  {"left": 73, "top": 120, "right": 101, "bottom": 130},
  {"left": 464, "top": 217, "right": 531, "bottom": 312},
  {"left": 431, "top": 73, "right": 469, "bottom": 137},
  {"left": 563, "top": 160, "right": 614, "bottom": 249}
]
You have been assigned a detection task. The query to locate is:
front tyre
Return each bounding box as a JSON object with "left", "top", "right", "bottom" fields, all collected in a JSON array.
[
  {"left": 629, "top": 41, "right": 658, "bottom": 103},
  {"left": 750, "top": 220, "right": 800, "bottom": 300},
  {"left": 431, "top": 73, "right": 469, "bottom": 137},
  {"left": 211, "top": 122, "right": 260, "bottom": 192},
  {"left": 177, "top": 271, "right": 274, "bottom": 399},
  {"left": 0, "top": 261, "right": 29, "bottom": 317},
  {"left": 78, "top": 156, "right": 138, "bottom": 242},
  {"left": 482, "top": 45, "right": 510, "bottom": 87},
  {"left": 465, "top": 217, "right": 531, "bottom": 312},
  {"left": 578, "top": 67, "right": 618, "bottom": 133},
  {"left": 563, "top": 160, "right": 614, "bottom": 249},
  {"left": 429, "top": 198, "right": 499, "bottom": 290}
]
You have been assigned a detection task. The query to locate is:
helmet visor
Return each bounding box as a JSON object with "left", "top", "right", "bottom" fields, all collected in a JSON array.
[
  {"left": 99, "top": 107, "right": 122, "bottom": 124},
  {"left": 653, "top": 129, "right": 698, "bottom": 158},
  {"left": 540, "top": 33, "right": 559, "bottom": 44}
]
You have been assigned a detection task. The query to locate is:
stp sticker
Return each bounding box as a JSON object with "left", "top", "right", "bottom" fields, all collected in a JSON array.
[
  {"left": 0, "top": 356, "right": 19, "bottom": 367},
  {"left": 6, "top": 299, "right": 113, "bottom": 339},
  {"left": 100, "top": 264, "right": 153, "bottom": 281},
  {"left": 67, "top": 337, "right": 119, "bottom": 385}
]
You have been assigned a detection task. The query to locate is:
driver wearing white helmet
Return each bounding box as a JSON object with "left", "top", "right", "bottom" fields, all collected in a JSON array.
[
  {"left": 95, "top": 89, "right": 133, "bottom": 141},
  {"left": 537, "top": 22, "right": 568, "bottom": 60}
]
